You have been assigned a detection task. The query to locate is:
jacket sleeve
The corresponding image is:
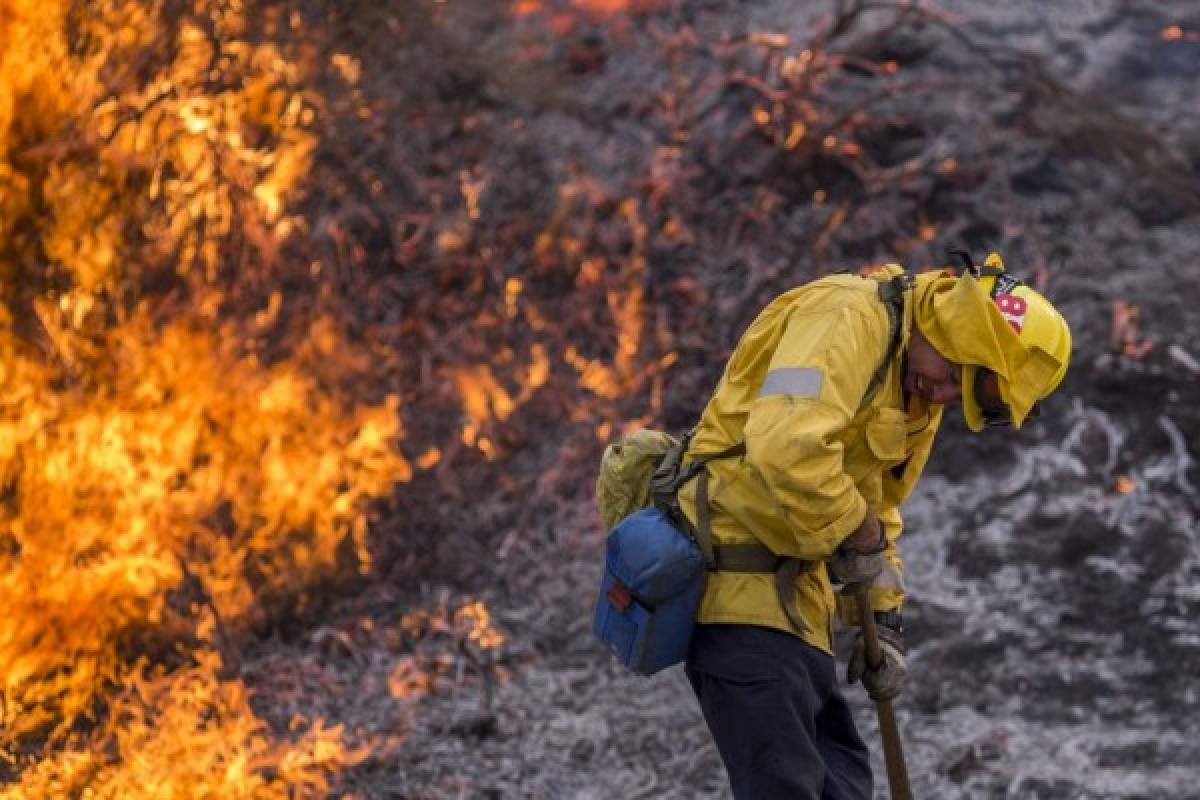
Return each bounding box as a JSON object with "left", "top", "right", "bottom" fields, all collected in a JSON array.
[{"left": 741, "top": 303, "right": 888, "bottom": 559}]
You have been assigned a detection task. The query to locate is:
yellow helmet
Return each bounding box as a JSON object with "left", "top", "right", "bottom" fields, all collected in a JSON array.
[{"left": 959, "top": 253, "right": 1072, "bottom": 431}]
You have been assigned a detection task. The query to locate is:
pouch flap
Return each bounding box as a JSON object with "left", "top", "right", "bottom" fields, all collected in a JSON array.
[
  {"left": 865, "top": 407, "right": 907, "bottom": 463},
  {"left": 606, "top": 507, "right": 703, "bottom": 604}
]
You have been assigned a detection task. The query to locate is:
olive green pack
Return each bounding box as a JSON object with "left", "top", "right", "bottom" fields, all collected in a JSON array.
[{"left": 594, "top": 429, "right": 680, "bottom": 531}]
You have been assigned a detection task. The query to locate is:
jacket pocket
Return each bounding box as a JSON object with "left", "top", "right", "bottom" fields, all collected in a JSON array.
[{"left": 865, "top": 407, "right": 907, "bottom": 465}]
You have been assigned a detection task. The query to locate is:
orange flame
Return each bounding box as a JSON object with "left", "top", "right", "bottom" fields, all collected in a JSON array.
[
  {"left": 1111, "top": 300, "right": 1154, "bottom": 358},
  {"left": 0, "top": 307, "right": 409, "bottom": 745},
  {"left": 514, "top": 0, "right": 652, "bottom": 16},
  {"left": 452, "top": 344, "right": 550, "bottom": 458},
  {"left": 0, "top": 0, "right": 407, "bottom": 792},
  {"left": 1161, "top": 24, "right": 1200, "bottom": 42},
  {"left": 511, "top": 0, "right": 663, "bottom": 33},
  {"left": 1160, "top": 24, "right": 1200, "bottom": 43},
  {"left": 5, "top": 648, "right": 363, "bottom": 797},
  {"left": 390, "top": 598, "right": 506, "bottom": 701}
]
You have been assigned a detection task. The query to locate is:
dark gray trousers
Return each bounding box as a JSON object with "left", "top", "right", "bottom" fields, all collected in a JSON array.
[{"left": 685, "top": 624, "right": 872, "bottom": 800}]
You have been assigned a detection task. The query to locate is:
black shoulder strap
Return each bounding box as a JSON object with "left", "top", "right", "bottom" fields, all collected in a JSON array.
[
  {"left": 672, "top": 440, "right": 745, "bottom": 490},
  {"left": 650, "top": 436, "right": 745, "bottom": 568},
  {"left": 859, "top": 273, "right": 913, "bottom": 409}
]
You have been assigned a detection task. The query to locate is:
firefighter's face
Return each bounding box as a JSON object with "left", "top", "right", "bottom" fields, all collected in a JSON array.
[{"left": 904, "top": 329, "right": 962, "bottom": 406}]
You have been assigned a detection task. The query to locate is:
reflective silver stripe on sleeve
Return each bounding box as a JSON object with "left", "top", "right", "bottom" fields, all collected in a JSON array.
[{"left": 758, "top": 367, "right": 824, "bottom": 398}]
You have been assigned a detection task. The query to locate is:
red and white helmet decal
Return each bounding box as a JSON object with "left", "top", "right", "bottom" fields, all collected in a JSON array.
[{"left": 993, "top": 293, "right": 1027, "bottom": 333}]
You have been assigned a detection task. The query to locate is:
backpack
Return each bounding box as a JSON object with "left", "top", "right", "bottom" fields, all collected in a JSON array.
[
  {"left": 591, "top": 272, "right": 914, "bottom": 675},
  {"left": 592, "top": 431, "right": 745, "bottom": 674},
  {"left": 594, "top": 429, "right": 680, "bottom": 531}
]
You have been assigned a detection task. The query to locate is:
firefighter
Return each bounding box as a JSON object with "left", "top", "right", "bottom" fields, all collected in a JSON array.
[{"left": 676, "top": 254, "right": 1072, "bottom": 800}]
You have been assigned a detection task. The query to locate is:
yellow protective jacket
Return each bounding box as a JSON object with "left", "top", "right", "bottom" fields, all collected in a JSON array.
[{"left": 678, "top": 267, "right": 942, "bottom": 655}]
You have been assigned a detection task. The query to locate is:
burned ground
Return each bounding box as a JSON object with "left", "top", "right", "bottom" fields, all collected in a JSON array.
[{"left": 306, "top": 2, "right": 1200, "bottom": 798}]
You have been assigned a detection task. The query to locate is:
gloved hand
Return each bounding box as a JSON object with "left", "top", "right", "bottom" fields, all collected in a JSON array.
[
  {"left": 826, "top": 515, "right": 886, "bottom": 590},
  {"left": 847, "top": 621, "right": 907, "bottom": 702}
]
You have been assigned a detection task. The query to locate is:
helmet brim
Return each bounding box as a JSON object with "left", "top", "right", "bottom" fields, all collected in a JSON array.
[{"left": 961, "top": 363, "right": 986, "bottom": 433}]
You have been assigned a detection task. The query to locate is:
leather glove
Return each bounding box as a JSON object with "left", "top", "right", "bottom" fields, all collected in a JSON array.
[
  {"left": 826, "top": 519, "right": 886, "bottom": 591},
  {"left": 847, "top": 619, "right": 906, "bottom": 702}
]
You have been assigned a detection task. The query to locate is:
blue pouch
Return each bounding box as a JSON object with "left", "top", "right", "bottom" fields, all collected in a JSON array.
[{"left": 592, "top": 507, "right": 704, "bottom": 675}]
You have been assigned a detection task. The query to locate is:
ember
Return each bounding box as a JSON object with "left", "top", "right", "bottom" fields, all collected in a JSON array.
[
  {"left": 1111, "top": 300, "right": 1155, "bottom": 358},
  {"left": 1161, "top": 25, "right": 1200, "bottom": 43}
]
